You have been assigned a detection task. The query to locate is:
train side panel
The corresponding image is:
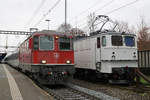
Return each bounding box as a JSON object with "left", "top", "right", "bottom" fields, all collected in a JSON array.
[
  {"left": 138, "top": 50, "right": 150, "bottom": 75},
  {"left": 19, "top": 38, "right": 32, "bottom": 72},
  {"left": 74, "top": 37, "right": 97, "bottom": 70}
]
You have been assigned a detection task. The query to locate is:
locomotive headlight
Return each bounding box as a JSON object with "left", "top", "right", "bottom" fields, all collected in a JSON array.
[
  {"left": 96, "top": 62, "right": 101, "bottom": 71},
  {"left": 66, "top": 60, "right": 71, "bottom": 64},
  {"left": 55, "top": 36, "right": 59, "bottom": 39},
  {"left": 41, "top": 60, "right": 47, "bottom": 64}
]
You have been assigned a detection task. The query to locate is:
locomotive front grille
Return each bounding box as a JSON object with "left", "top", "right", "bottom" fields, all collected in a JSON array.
[{"left": 47, "top": 71, "right": 69, "bottom": 84}]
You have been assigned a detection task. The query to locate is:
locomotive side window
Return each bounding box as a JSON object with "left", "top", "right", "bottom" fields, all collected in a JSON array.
[
  {"left": 33, "top": 36, "right": 39, "bottom": 50},
  {"left": 124, "top": 36, "right": 135, "bottom": 47},
  {"left": 97, "top": 37, "right": 100, "bottom": 48},
  {"left": 112, "top": 36, "right": 123, "bottom": 46},
  {"left": 59, "top": 37, "right": 72, "bottom": 50},
  {"left": 102, "top": 36, "right": 106, "bottom": 47},
  {"left": 39, "top": 36, "right": 53, "bottom": 50}
]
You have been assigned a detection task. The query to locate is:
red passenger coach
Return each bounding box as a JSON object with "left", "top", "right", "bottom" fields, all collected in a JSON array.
[{"left": 19, "top": 30, "right": 75, "bottom": 85}]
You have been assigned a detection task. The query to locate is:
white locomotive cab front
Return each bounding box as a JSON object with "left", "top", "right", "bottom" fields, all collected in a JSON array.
[{"left": 99, "top": 34, "right": 138, "bottom": 75}]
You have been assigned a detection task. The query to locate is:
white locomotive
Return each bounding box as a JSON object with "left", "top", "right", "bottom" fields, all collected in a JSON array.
[{"left": 74, "top": 16, "right": 138, "bottom": 84}]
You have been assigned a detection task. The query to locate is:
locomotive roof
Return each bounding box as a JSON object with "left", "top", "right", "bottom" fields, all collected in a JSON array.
[
  {"left": 74, "top": 30, "right": 136, "bottom": 41},
  {"left": 101, "top": 32, "right": 136, "bottom": 36},
  {"left": 32, "top": 30, "right": 72, "bottom": 36},
  {"left": 19, "top": 30, "right": 73, "bottom": 46}
]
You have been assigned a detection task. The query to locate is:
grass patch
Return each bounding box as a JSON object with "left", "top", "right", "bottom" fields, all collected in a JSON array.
[{"left": 140, "top": 76, "right": 150, "bottom": 85}]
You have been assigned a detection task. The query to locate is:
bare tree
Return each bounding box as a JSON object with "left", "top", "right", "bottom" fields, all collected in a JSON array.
[
  {"left": 70, "top": 28, "right": 84, "bottom": 36},
  {"left": 87, "top": 12, "right": 97, "bottom": 33},
  {"left": 137, "top": 16, "right": 150, "bottom": 51},
  {"left": 114, "top": 20, "right": 135, "bottom": 34},
  {"left": 57, "top": 23, "right": 72, "bottom": 33},
  {"left": 137, "top": 17, "right": 150, "bottom": 41}
]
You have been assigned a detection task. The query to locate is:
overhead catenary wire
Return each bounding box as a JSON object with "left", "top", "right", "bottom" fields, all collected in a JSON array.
[
  {"left": 105, "top": 0, "right": 140, "bottom": 15},
  {"left": 72, "top": 0, "right": 115, "bottom": 28},
  {"left": 25, "top": 0, "right": 47, "bottom": 27},
  {"left": 78, "top": 0, "right": 140, "bottom": 29},
  {"left": 94, "top": 0, "right": 115, "bottom": 13},
  {"left": 34, "top": 0, "right": 62, "bottom": 27},
  {"left": 68, "top": 0, "right": 103, "bottom": 23},
  {"left": 93, "top": 0, "right": 140, "bottom": 27},
  {"left": 76, "top": 0, "right": 103, "bottom": 17}
]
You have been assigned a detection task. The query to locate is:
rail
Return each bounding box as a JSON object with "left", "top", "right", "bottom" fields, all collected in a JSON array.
[
  {"left": 135, "top": 68, "right": 150, "bottom": 84},
  {"left": 40, "top": 84, "right": 100, "bottom": 100}
]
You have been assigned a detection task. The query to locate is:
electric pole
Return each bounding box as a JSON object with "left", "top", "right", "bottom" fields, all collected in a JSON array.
[{"left": 65, "top": 0, "right": 67, "bottom": 33}]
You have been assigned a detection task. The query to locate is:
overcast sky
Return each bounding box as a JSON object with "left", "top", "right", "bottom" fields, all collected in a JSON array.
[
  {"left": 0, "top": 0, "right": 149, "bottom": 52},
  {"left": 0, "top": 0, "right": 149, "bottom": 31}
]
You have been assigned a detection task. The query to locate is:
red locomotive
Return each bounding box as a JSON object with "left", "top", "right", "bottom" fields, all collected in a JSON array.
[{"left": 19, "top": 30, "right": 75, "bottom": 85}]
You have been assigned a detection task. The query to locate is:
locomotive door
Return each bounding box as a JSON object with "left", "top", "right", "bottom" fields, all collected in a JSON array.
[{"left": 95, "top": 37, "right": 101, "bottom": 72}]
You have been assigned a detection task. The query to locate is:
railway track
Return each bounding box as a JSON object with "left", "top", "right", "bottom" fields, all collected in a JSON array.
[
  {"left": 36, "top": 82, "right": 119, "bottom": 100},
  {"left": 113, "top": 84, "right": 150, "bottom": 93},
  {"left": 74, "top": 77, "right": 150, "bottom": 94},
  {"left": 72, "top": 79, "right": 150, "bottom": 100},
  {"left": 14, "top": 67, "right": 118, "bottom": 100},
  {"left": 41, "top": 85, "right": 100, "bottom": 100}
]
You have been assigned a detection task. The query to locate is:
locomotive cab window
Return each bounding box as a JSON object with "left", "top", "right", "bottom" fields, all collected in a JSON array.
[
  {"left": 97, "top": 37, "right": 100, "bottom": 48},
  {"left": 102, "top": 36, "right": 106, "bottom": 47},
  {"left": 111, "top": 36, "right": 123, "bottom": 46},
  {"left": 33, "top": 36, "right": 39, "bottom": 50},
  {"left": 39, "top": 36, "right": 53, "bottom": 50},
  {"left": 124, "top": 36, "right": 135, "bottom": 47},
  {"left": 59, "top": 37, "right": 72, "bottom": 50}
]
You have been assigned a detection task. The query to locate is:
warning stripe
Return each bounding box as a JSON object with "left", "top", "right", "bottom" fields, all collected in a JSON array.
[{"left": 3, "top": 65, "right": 23, "bottom": 100}]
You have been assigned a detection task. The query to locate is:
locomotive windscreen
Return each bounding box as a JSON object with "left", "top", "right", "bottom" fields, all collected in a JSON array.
[
  {"left": 39, "top": 36, "right": 53, "bottom": 50},
  {"left": 111, "top": 36, "right": 123, "bottom": 46},
  {"left": 59, "top": 37, "right": 72, "bottom": 50},
  {"left": 124, "top": 36, "right": 135, "bottom": 47}
]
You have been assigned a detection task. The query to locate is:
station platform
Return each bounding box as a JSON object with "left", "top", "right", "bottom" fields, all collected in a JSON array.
[{"left": 0, "top": 64, "right": 53, "bottom": 100}]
